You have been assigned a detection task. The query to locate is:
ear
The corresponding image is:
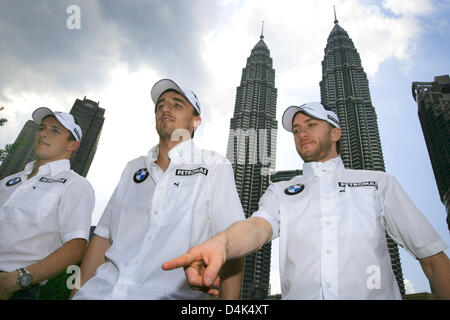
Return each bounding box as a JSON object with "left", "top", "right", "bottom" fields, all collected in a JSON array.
[
  {"left": 331, "top": 126, "right": 341, "bottom": 143},
  {"left": 193, "top": 115, "right": 202, "bottom": 128},
  {"left": 67, "top": 140, "right": 80, "bottom": 153}
]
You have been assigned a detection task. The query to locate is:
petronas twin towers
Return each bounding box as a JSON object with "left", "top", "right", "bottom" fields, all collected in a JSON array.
[{"left": 226, "top": 16, "right": 404, "bottom": 299}]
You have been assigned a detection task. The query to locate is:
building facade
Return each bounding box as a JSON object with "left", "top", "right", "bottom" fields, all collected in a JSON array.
[
  {"left": 0, "top": 120, "right": 38, "bottom": 179},
  {"left": 412, "top": 75, "right": 450, "bottom": 231},
  {"left": 226, "top": 31, "right": 278, "bottom": 299},
  {"left": 0, "top": 97, "right": 105, "bottom": 179},
  {"left": 319, "top": 16, "right": 405, "bottom": 294},
  {"left": 69, "top": 97, "right": 105, "bottom": 177}
]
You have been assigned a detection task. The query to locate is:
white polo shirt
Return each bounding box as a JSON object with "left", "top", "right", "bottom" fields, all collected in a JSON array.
[
  {"left": 0, "top": 160, "right": 95, "bottom": 272},
  {"left": 74, "top": 140, "right": 245, "bottom": 300},
  {"left": 253, "top": 156, "right": 447, "bottom": 300}
]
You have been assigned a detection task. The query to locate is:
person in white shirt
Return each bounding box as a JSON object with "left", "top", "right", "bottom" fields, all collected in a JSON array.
[
  {"left": 0, "top": 108, "right": 95, "bottom": 300},
  {"left": 163, "top": 102, "right": 450, "bottom": 300},
  {"left": 71, "top": 79, "right": 245, "bottom": 300}
]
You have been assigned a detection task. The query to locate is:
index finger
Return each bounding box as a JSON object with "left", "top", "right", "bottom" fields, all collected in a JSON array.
[{"left": 162, "top": 252, "right": 196, "bottom": 271}]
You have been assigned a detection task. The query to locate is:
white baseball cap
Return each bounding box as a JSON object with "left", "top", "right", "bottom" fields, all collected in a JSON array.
[
  {"left": 150, "top": 79, "right": 201, "bottom": 115},
  {"left": 282, "top": 102, "right": 340, "bottom": 132},
  {"left": 32, "top": 107, "right": 82, "bottom": 141}
]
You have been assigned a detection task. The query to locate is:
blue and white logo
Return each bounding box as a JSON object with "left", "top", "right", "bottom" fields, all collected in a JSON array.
[
  {"left": 6, "top": 177, "right": 22, "bottom": 187},
  {"left": 133, "top": 168, "right": 149, "bottom": 184},
  {"left": 284, "top": 183, "right": 305, "bottom": 195}
]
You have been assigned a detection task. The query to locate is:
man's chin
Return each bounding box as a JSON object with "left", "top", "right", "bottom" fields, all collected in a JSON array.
[{"left": 297, "top": 147, "right": 316, "bottom": 162}]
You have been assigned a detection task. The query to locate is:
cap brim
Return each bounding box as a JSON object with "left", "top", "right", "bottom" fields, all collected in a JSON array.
[
  {"left": 151, "top": 79, "right": 184, "bottom": 105},
  {"left": 32, "top": 107, "right": 55, "bottom": 125},
  {"left": 282, "top": 106, "right": 303, "bottom": 132},
  {"left": 282, "top": 105, "right": 334, "bottom": 132}
]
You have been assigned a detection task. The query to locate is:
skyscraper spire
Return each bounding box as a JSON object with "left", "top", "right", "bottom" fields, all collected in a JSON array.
[
  {"left": 260, "top": 21, "right": 264, "bottom": 39},
  {"left": 226, "top": 33, "right": 277, "bottom": 300},
  {"left": 334, "top": 5, "right": 338, "bottom": 24}
]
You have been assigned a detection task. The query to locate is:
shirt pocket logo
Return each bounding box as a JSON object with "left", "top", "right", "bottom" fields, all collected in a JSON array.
[
  {"left": 284, "top": 183, "right": 305, "bottom": 195},
  {"left": 6, "top": 177, "right": 21, "bottom": 186},
  {"left": 133, "top": 168, "right": 149, "bottom": 183}
]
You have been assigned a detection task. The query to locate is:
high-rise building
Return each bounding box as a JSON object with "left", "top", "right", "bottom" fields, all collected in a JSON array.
[
  {"left": 319, "top": 12, "right": 405, "bottom": 294},
  {"left": 226, "top": 27, "right": 278, "bottom": 299},
  {"left": 0, "top": 120, "right": 38, "bottom": 179},
  {"left": 69, "top": 97, "right": 105, "bottom": 177},
  {"left": 412, "top": 75, "right": 450, "bottom": 231},
  {"left": 0, "top": 97, "right": 105, "bottom": 179}
]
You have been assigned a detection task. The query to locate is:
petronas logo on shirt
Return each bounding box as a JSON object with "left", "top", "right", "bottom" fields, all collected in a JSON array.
[{"left": 284, "top": 183, "right": 305, "bottom": 195}]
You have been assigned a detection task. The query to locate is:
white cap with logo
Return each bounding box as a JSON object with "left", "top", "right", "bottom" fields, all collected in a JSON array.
[
  {"left": 150, "top": 79, "right": 201, "bottom": 115},
  {"left": 282, "top": 102, "right": 340, "bottom": 132},
  {"left": 32, "top": 107, "right": 82, "bottom": 141}
]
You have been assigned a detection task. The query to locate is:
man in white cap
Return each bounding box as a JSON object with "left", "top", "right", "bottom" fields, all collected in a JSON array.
[
  {"left": 163, "top": 102, "right": 450, "bottom": 300},
  {"left": 0, "top": 108, "right": 95, "bottom": 300},
  {"left": 71, "top": 79, "right": 245, "bottom": 300}
]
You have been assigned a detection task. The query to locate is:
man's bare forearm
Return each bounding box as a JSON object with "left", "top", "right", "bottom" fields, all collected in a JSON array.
[
  {"left": 69, "top": 235, "right": 111, "bottom": 299},
  {"left": 220, "top": 217, "right": 273, "bottom": 260},
  {"left": 27, "top": 238, "right": 87, "bottom": 284},
  {"left": 420, "top": 251, "right": 450, "bottom": 299},
  {"left": 219, "top": 257, "right": 243, "bottom": 300},
  {"left": 0, "top": 238, "right": 87, "bottom": 299}
]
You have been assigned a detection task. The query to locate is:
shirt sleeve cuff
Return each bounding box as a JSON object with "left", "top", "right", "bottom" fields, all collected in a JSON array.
[
  {"left": 61, "top": 230, "right": 90, "bottom": 244},
  {"left": 93, "top": 225, "right": 110, "bottom": 240},
  {"left": 414, "top": 239, "right": 448, "bottom": 260},
  {"left": 251, "top": 211, "right": 279, "bottom": 240}
]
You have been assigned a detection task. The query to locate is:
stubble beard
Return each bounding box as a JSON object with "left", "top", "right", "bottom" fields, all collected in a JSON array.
[{"left": 297, "top": 138, "right": 334, "bottom": 163}]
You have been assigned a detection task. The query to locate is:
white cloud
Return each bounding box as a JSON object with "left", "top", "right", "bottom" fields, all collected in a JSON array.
[
  {"left": 382, "top": 0, "right": 435, "bottom": 16},
  {"left": 403, "top": 279, "right": 416, "bottom": 294}
]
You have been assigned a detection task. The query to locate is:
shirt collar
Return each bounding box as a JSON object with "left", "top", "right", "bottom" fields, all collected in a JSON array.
[
  {"left": 24, "top": 159, "right": 71, "bottom": 177},
  {"left": 146, "top": 139, "right": 196, "bottom": 168},
  {"left": 24, "top": 161, "right": 37, "bottom": 175},
  {"left": 303, "top": 156, "right": 345, "bottom": 179},
  {"left": 168, "top": 139, "right": 195, "bottom": 164}
]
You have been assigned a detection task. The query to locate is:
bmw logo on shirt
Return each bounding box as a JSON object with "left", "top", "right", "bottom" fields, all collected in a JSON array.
[
  {"left": 6, "top": 177, "right": 22, "bottom": 187},
  {"left": 133, "top": 168, "right": 149, "bottom": 184},
  {"left": 284, "top": 183, "right": 305, "bottom": 195}
]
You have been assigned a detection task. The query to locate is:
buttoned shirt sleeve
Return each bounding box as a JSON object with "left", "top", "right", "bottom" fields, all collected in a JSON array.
[
  {"left": 380, "top": 173, "right": 448, "bottom": 259},
  {"left": 251, "top": 183, "right": 281, "bottom": 240},
  {"left": 209, "top": 159, "right": 245, "bottom": 235},
  {"left": 58, "top": 178, "right": 95, "bottom": 243}
]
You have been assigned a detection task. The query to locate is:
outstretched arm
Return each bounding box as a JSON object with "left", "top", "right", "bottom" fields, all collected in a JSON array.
[{"left": 162, "top": 217, "right": 272, "bottom": 295}]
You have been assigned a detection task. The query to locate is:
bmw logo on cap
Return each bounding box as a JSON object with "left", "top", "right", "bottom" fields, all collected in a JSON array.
[
  {"left": 284, "top": 183, "right": 305, "bottom": 195},
  {"left": 6, "top": 177, "right": 22, "bottom": 187},
  {"left": 133, "top": 168, "right": 149, "bottom": 184}
]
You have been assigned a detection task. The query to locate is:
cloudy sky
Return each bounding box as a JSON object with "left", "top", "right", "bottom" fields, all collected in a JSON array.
[{"left": 1, "top": 0, "right": 449, "bottom": 296}]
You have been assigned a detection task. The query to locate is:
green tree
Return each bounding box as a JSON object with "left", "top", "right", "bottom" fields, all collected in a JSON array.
[
  {"left": 0, "top": 106, "right": 14, "bottom": 163},
  {"left": 0, "top": 106, "right": 6, "bottom": 126}
]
